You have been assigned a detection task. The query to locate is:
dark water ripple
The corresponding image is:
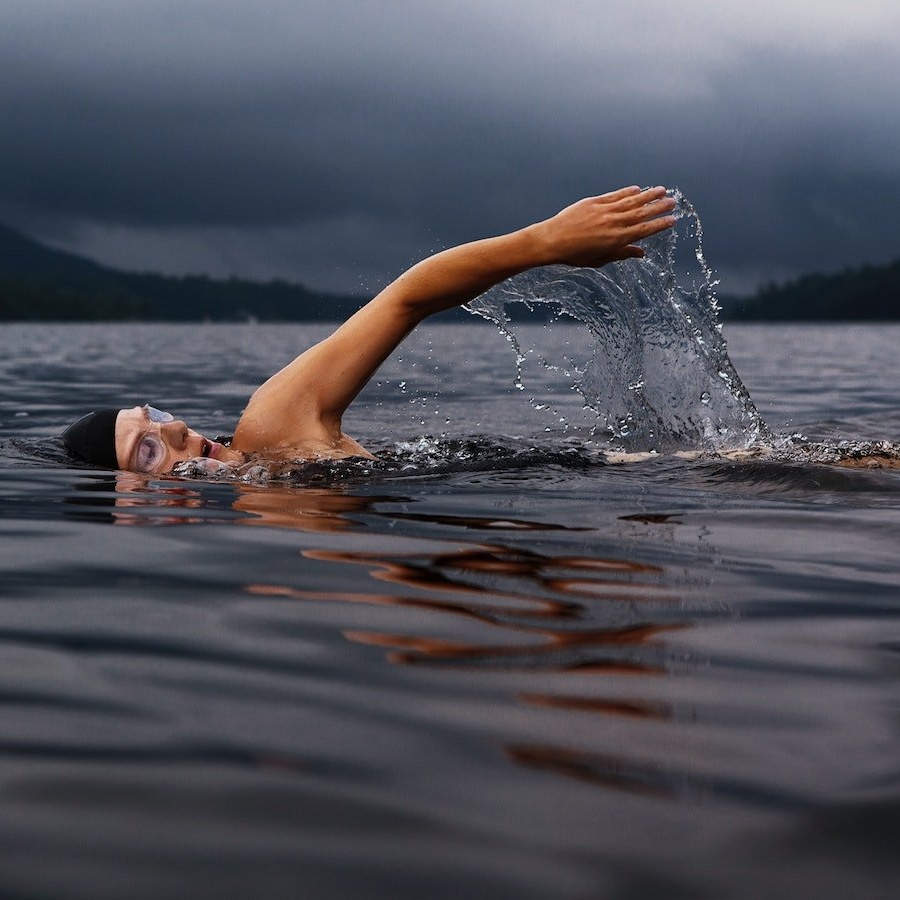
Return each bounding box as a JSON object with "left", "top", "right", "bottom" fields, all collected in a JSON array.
[{"left": 1, "top": 323, "right": 900, "bottom": 899}]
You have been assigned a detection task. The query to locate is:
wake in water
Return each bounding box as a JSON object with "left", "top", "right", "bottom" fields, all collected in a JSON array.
[
  {"left": 466, "top": 190, "right": 771, "bottom": 453},
  {"left": 164, "top": 437, "right": 602, "bottom": 485}
]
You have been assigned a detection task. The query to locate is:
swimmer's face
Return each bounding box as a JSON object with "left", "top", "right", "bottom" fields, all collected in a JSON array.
[{"left": 114, "top": 405, "right": 240, "bottom": 474}]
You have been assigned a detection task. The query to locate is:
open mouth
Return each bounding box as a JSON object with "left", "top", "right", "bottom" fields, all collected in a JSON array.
[{"left": 201, "top": 439, "right": 211, "bottom": 458}]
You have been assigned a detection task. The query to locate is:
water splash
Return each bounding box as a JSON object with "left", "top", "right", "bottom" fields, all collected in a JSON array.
[
  {"left": 168, "top": 436, "right": 601, "bottom": 485},
  {"left": 465, "top": 191, "right": 771, "bottom": 453}
]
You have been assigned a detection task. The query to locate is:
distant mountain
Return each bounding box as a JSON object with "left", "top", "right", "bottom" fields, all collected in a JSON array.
[
  {"left": 0, "top": 222, "right": 115, "bottom": 283},
  {"left": 722, "top": 259, "right": 900, "bottom": 321},
  {"left": 2, "top": 221, "right": 898, "bottom": 322},
  {"left": 0, "top": 222, "right": 370, "bottom": 321}
]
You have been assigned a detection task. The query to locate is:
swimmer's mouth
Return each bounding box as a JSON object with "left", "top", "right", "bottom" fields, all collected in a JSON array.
[{"left": 201, "top": 439, "right": 211, "bottom": 458}]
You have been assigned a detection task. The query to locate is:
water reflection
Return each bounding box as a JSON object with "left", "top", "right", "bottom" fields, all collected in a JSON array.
[
  {"left": 80, "top": 470, "right": 701, "bottom": 798},
  {"left": 273, "top": 539, "right": 693, "bottom": 797},
  {"left": 65, "top": 471, "right": 400, "bottom": 532},
  {"left": 240, "top": 501, "right": 692, "bottom": 796},
  {"left": 505, "top": 744, "right": 679, "bottom": 798},
  {"left": 64, "top": 472, "right": 206, "bottom": 525},
  {"left": 232, "top": 485, "right": 405, "bottom": 534},
  {"left": 519, "top": 693, "right": 671, "bottom": 720}
]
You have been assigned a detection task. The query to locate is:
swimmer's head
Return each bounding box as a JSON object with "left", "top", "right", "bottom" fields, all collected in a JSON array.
[
  {"left": 61, "top": 409, "right": 120, "bottom": 470},
  {"left": 62, "top": 405, "right": 240, "bottom": 473}
]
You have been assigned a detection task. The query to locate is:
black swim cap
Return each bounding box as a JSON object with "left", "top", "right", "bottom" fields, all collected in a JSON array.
[{"left": 61, "top": 409, "right": 121, "bottom": 470}]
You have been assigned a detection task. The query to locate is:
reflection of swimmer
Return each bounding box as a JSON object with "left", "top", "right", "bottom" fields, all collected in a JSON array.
[
  {"left": 59, "top": 187, "right": 676, "bottom": 474},
  {"left": 98, "top": 469, "right": 395, "bottom": 531}
]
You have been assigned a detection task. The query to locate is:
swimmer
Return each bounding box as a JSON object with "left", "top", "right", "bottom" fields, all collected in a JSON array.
[{"left": 61, "top": 186, "right": 677, "bottom": 474}]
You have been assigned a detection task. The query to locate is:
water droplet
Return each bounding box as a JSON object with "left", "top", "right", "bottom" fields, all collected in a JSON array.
[{"left": 701, "top": 391, "right": 711, "bottom": 405}]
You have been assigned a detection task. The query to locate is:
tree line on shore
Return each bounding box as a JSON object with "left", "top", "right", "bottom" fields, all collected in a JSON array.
[
  {"left": 1, "top": 222, "right": 898, "bottom": 322},
  {"left": 0, "top": 272, "right": 365, "bottom": 322},
  {"left": 723, "top": 260, "right": 900, "bottom": 321}
]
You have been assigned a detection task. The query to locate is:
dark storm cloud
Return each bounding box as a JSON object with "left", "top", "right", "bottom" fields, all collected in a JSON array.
[{"left": 2, "top": 1, "right": 899, "bottom": 293}]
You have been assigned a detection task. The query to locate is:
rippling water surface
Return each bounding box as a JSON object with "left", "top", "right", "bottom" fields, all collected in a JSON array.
[{"left": 1, "top": 321, "right": 899, "bottom": 899}]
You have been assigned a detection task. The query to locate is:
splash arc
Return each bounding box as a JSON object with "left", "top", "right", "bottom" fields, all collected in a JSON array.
[{"left": 466, "top": 191, "right": 771, "bottom": 453}]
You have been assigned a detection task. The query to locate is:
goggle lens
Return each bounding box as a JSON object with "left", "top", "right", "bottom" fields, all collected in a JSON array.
[
  {"left": 144, "top": 405, "right": 175, "bottom": 424},
  {"left": 136, "top": 432, "right": 166, "bottom": 473}
]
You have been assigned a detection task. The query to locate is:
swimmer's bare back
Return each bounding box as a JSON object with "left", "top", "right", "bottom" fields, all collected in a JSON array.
[
  {"left": 226, "top": 187, "right": 676, "bottom": 462},
  {"left": 835, "top": 452, "right": 900, "bottom": 469},
  {"left": 605, "top": 444, "right": 900, "bottom": 470}
]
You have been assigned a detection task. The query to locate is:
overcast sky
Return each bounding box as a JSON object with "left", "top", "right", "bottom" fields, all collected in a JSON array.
[{"left": 2, "top": 0, "right": 899, "bottom": 294}]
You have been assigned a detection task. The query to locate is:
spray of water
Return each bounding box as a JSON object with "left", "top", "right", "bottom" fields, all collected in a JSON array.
[{"left": 465, "top": 191, "right": 771, "bottom": 453}]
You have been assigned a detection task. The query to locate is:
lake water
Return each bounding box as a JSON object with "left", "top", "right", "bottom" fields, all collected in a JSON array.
[{"left": 1, "top": 320, "right": 899, "bottom": 899}]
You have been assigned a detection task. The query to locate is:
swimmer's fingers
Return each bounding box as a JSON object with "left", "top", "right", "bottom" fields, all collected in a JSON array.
[
  {"left": 620, "top": 210, "right": 678, "bottom": 243},
  {"left": 611, "top": 185, "right": 669, "bottom": 211},
  {"left": 591, "top": 185, "right": 643, "bottom": 203},
  {"left": 592, "top": 221, "right": 674, "bottom": 265},
  {"left": 591, "top": 185, "right": 668, "bottom": 213},
  {"left": 617, "top": 194, "right": 677, "bottom": 226}
]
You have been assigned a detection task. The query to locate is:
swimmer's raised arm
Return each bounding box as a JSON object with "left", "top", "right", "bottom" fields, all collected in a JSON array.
[{"left": 232, "top": 186, "right": 676, "bottom": 455}]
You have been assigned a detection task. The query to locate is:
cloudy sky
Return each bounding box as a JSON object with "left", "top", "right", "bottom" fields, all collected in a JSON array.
[{"left": 2, "top": 0, "right": 899, "bottom": 294}]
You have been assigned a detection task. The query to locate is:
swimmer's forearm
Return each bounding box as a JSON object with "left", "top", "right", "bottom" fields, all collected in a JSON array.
[{"left": 385, "top": 227, "right": 547, "bottom": 319}]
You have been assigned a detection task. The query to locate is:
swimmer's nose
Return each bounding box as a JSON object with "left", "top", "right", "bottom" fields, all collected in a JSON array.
[{"left": 161, "top": 420, "right": 190, "bottom": 449}]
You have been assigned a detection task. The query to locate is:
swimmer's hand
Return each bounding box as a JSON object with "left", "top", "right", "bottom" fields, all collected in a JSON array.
[{"left": 530, "top": 186, "right": 676, "bottom": 268}]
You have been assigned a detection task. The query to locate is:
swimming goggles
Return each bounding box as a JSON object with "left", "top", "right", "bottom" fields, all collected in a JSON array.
[
  {"left": 135, "top": 405, "right": 176, "bottom": 472},
  {"left": 144, "top": 405, "right": 174, "bottom": 424}
]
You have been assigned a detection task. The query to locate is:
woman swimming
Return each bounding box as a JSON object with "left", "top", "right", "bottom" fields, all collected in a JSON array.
[{"left": 61, "top": 186, "right": 678, "bottom": 474}]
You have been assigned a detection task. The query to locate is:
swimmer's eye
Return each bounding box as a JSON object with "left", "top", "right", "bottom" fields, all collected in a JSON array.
[
  {"left": 143, "top": 405, "right": 175, "bottom": 424},
  {"left": 136, "top": 433, "right": 166, "bottom": 473}
]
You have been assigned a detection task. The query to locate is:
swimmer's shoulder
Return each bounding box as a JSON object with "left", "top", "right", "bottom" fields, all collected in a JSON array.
[{"left": 249, "top": 433, "right": 375, "bottom": 463}]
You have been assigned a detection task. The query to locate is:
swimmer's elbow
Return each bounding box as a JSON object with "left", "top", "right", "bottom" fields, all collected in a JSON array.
[
  {"left": 379, "top": 266, "right": 478, "bottom": 323},
  {"left": 372, "top": 277, "right": 441, "bottom": 326}
]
